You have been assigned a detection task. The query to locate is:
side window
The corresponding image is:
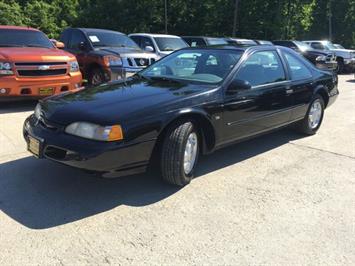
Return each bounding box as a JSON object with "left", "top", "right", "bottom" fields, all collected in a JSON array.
[
  {"left": 235, "top": 51, "right": 286, "bottom": 87},
  {"left": 130, "top": 36, "right": 141, "bottom": 47},
  {"left": 284, "top": 52, "right": 313, "bottom": 80},
  {"left": 59, "top": 30, "right": 70, "bottom": 46},
  {"left": 311, "top": 42, "right": 324, "bottom": 50},
  {"left": 141, "top": 37, "right": 155, "bottom": 51},
  {"left": 68, "top": 31, "right": 87, "bottom": 50}
]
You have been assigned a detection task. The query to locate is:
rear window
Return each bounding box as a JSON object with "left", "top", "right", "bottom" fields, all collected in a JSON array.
[
  {"left": 154, "top": 37, "right": 188, "bottom": 52},
  {"left": 0, "top": 29, "right": 53, "bottom": 49}
]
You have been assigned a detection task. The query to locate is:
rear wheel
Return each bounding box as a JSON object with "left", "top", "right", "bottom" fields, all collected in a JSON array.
[
  {"left": 161, "top": 121, "right": 199, "bottom": 186},
  {"left": 295, "top": 94, "right": 325, "bottom": 135}
]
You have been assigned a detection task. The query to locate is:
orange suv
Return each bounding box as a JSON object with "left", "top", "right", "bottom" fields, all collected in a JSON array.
[{"left": 0, "top": 26, "right": 82, "bottom": 101}]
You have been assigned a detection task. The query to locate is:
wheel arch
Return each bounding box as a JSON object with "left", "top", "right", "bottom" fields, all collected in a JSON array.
[
  {"left": 156, "top": 110, "right": 217, "bottom": 156},
  {"left": 314, "top": 85, "right": 329, "bottom": 107}
]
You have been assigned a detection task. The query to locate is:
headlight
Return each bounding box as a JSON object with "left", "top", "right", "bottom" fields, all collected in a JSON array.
[
  {"left": 316, "top": 55, "right": 327, "bottom": 62},
  {"left": 70, "top": 61, "right": 80, "bottom": 72},
  {"left": 34, "top": 103, "right": 42, "bottom": 120},
  {"left": 65, "top": 122, "right": 123, "bottom": 141},
  {"left": 0, "top": 62, "right": 14, "bottom": 75},
  {"left": 103, "top": 55, "right": 123, "bottom": 67}
]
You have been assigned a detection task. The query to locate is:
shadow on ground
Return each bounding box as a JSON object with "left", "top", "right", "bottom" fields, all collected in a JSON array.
[
  {"left": 0, "top": 101, "right": 37, "bottom": 115},
  {"left": 0, "top": 128, "right": 302, "bottom": 229}
]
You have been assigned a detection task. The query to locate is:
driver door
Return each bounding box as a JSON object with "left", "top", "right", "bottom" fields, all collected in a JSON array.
[{"left": 222, "top": 50, "right": 293, "bottom": 143}]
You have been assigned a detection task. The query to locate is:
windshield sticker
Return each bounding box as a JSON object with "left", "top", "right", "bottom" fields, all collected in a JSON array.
[{"left": 89, "top": 36, "right": 100, "bottom": 43}]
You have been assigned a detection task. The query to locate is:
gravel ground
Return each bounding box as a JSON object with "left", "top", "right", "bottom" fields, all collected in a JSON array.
[{"left": 0, "top": 74, "right": 354, "bottom": 265}]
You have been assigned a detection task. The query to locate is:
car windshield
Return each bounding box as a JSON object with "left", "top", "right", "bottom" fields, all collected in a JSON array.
[
  {"left": 207, "top": 38, "right": 229, "bottom": 45},
  {"left": 87, "top": 31, "right": 140, "bottom": 49},
  {"left": 0, "top": 29, "right": 54, "bottom": 48},
  {"left": 295, "top": 41, "right": 312, "bottom": 51},
  {"left": 323, "top": 41, "right": 339, "bottom": 50},
  {"left": 154, "top": 37, "right": 188, "bottom": 51},
  {"left": 140, "top": 49, "right": 243, "bottom": 84}
]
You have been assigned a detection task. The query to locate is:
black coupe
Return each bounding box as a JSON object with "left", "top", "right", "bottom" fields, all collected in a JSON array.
[{"left": 23, "top": 45, "right": 338, "bottom": 186}]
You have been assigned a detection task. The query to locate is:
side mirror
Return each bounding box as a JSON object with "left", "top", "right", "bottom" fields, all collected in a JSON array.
[
  {"left": 55, "top": 41, "right": 65, "bottom": 49},
  {"left": 145, "top": 46, "right": 154, "bottom": 52},
  {"left": 227, "top": 79, "right": 252, "bottom": 94}
]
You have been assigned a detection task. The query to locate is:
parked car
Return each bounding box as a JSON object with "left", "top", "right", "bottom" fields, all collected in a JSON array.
[
  {"left": 24, "top": 45, "right": 338, "bottom": 186},
  {"left": 255, "top": 40, "right": 273, "bottom": 45},
  {"left": 304, "top": 40, "right": 355, "bottom": 73},
  {"left": 334, "top": 44, "right": 345, "bottom": 49},
  {"left": 225, "top": 38, "right": 258, "bottom": 46},
  {"left": 0, "top": 26, "right": 82, "bottom": 101},
  {"left": 182, "top": 36, "right": 229, "bottom": 47},
  {"left": 129, "top": 33, "right": 188, "bottom": 58},
  {"left": 273, "top": 40, "right": 338, "bottom": 72},
  {"left": 59, "top": 28, "right": 159, "bottom": 85}
]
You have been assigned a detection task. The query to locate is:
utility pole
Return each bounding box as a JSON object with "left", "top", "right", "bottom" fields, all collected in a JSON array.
[
  {"left": 164, "top": 0, "right": 168, "bottom": 34},
  {"left": 232, "top": 0, "right": 240, "bottom": 37},
  {"left": 328, "top": 0, "right": 332, "bottom": 40}
]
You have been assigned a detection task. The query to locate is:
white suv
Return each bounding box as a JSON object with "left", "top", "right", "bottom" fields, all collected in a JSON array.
[
  {"left": 304, "top": 40, "right": 355, "bottom": 73},
  {"left": 129, "top": 33, "right": 188, "bottom": 58}
]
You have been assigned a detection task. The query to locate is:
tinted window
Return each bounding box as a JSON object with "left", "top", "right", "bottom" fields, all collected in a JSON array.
[
  {"left": 284, "top": 52, "right": 313, "bottom": 80},
  {"left": 86, "top": 31, "right": 140, "bottom": 49},
  {"left": 0, "top": 29, "right": 53, "bottom": 48},
  {"left": 68, "top": 31, "right": 87, "bottom": 50},
  {"left": 130, "top": 36, "right": 141, "bottom": 47},
  {"left": 59, "top": 30, "right": 70, "bottom": 46},
  {"left": 311, "top": 42, "right": 325, "bottom": 50},
  {"left": 141, "top": 37, "right": 155, "bottom": 51},
  {"left": 154, "top": 37, "right": 188, "bottom": 51},
  {"left": 235, "top": 51, "right": 286, "bottom": 86},
  {"left": 206, "top": 38, "right": 229, "bottom": 46},
  {"left": 141, "top": 49, "right": 242, "bottom": 84}
]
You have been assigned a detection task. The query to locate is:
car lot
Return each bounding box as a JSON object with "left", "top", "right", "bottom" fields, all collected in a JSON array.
[{"left": 0, "top": 74, "right": 354, "bottom": 265}]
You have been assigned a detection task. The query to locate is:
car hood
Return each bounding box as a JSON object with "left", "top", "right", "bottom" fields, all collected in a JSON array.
[
  {"left": 0, "top": 47, "right": 76, "bottom": 62},
  {"left": 41, "top": 77, "right": 218, "bottom": 125},
  {"left": 95, "top": 47, "right": 157, "bottom": 58}
]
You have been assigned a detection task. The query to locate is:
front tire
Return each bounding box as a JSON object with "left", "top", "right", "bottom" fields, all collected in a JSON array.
[
  {"left": 88, "top": 67, "right": 105, "bottom": 86},
  {"left": 336, "top": 58, "right": 344, "bottom": 74},
  {"left": 296, "top": 94, "right": 325, "bottom": 135},
  {"left": 161, "top": 121, "right": 199, "bottom": 186}
]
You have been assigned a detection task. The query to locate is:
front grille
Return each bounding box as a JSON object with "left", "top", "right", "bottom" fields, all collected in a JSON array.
[
  {"left": 18, "top": 69, "right": 67, "bottom": 77},
  {"left": 325, "top": 53, "right": 336, "bottom": 62},
  {"left": 15, "top": 62, "right": 67, "bottom": 66}
]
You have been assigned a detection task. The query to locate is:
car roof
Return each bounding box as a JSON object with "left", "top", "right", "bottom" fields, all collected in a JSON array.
[
  {"left": 0, "top": 25, "right": 39, "bottom": 31},
  {"left": 179, "top": 44, "right": 284, "bottom": 52},
  {"left": 73, "top": 28, "right": 125, "bottom": 35},
  {"left": 181, "top": 36, "right": 225, "bottom": 39},
  {"left": 129, "top": 33, "right": 181, "bottom": 38},
  {"left": 304, "top": 40, "right": 330, "bottom": 43}
]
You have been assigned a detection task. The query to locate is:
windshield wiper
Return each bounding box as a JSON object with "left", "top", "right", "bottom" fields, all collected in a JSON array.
[
  {"left": 148, "top": 76, "right": 183, "bottom": 84},
  {"left": 25, "top": 44, "right": 48, "bottom": 48}
]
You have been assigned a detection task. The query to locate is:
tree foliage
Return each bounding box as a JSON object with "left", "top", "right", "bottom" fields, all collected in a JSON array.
[{"left": 0, "top": 0, "right": 354, "bottom": 47}]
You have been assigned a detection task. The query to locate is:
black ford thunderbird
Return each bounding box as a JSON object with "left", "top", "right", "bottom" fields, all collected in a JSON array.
[{"left": 23, "top": 45, "right": 338, "bottom": 186}]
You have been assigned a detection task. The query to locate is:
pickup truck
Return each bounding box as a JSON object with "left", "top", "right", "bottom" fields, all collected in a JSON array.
[
  {"left": 60, "top": 28, "right": 159, "bottom": 85},
  {"left": 0, "top": 26, "right": 82, "bottom": 101},
  {"left": 304, "top": 40, "right": 355, "bottom": 73}
]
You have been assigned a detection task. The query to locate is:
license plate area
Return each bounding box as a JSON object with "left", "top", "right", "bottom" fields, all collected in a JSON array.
[
  {"left": 28, "top": 135, "right": 43, "bottom": 158},
  {"left": 39, "top": 87, "right": 54, "bottom": 96}
]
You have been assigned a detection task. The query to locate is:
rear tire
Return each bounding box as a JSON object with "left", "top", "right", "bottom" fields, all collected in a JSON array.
[
  {"left": 295, "top": 94, "right": 325, "bottom": 135},
  {"left": 161, "top": 121, "right": 199, "bottom": 186}
]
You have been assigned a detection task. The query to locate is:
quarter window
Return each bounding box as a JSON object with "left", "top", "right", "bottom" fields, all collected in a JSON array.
[
  {"left": 284, "top": 52, "right": 312, "bottom": 80},
  {"left": 235, "top": 51, "right": 286, "bottom": 87}
]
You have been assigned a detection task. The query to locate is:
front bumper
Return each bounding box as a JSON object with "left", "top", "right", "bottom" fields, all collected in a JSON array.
[
  {"left": 0, "top": 72, "right": 82, "bottom": 100},
  {"left": 106, "top": 66, "right": 142, "bottom": 81},
  {"left": 23, "top": 115, "right": 156, "bottom": 177},
  {"left": 315, "top": 61, "right": 338, "bottom": 71}
]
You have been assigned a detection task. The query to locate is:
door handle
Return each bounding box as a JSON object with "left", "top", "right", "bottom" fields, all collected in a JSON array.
[{"left": 286, "top": 88, "right": 294, "bottom": 95}]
